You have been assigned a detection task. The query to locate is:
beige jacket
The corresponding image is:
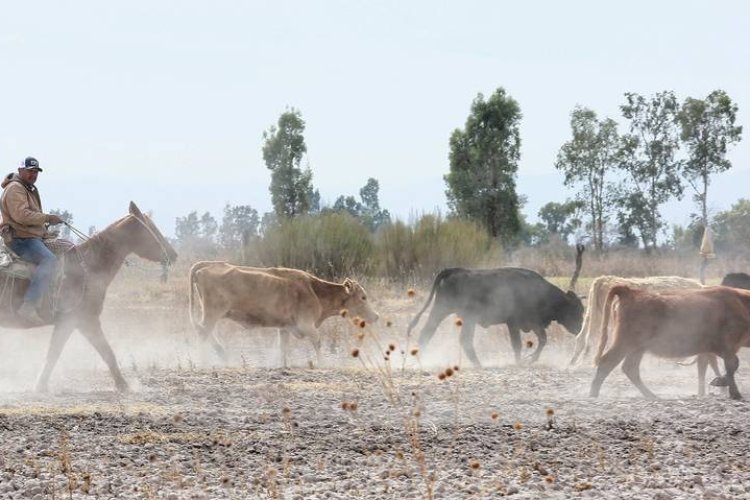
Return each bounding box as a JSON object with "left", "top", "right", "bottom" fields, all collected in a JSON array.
[{"left": 0, "top": 173, "right": 50, "bottom": 239}]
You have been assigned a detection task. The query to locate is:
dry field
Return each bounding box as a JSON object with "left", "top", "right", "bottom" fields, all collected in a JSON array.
[{"left": 1, "top": 265, "right": 750, "bottom": 499}]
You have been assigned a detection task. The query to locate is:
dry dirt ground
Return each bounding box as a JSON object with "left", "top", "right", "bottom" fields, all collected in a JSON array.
[{"left": 1, "top": 277, "right": 750, "bottom": 499}]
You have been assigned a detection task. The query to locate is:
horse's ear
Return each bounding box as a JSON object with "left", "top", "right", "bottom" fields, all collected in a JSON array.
[{"left": 129, "top": 201, "right": 144, "bottom": 220}]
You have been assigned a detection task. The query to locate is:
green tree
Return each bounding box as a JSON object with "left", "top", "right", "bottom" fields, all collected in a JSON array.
[
  {"left": 537, "top": 200, "right": 583, "bottom": 243},
  {"left": 175, "top": 211, "right": 217, "bottom": 255},
  {"left": 331, "top": 178, "right": 391, "bottom": 231},
  {"left": 263, "top": 108, "right": 318, "bottom": 218},
  {"left": 712, "top": 199, "right": 750, "bottom": 257},
  {"left": 617, "top": 91, "right": 683, "bottom": 251},
  {"left": 219, "top": 204, "right": 260, "bottom": 249},
  {"left": 555, "top": 107, "right": 619, "bottom": 252},
  {"left": 444, "top": 88, "right": 522, "bottom": 244},
  {"left": 678, "top": 90, "right": 743, "bottom": 227}
]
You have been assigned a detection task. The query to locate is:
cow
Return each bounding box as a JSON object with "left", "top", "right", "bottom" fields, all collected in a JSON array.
[
  {"left": 721, "top": 272, "right": 750, "bottom": 290},
  {"left": 589, "top": 285, "right": 750, "bottom": 400},
  {"left": 407, "top": 267, "right": 584, "bottom": 365},
  {"left": 569, "top": 275, "right": 703, "bottom": 366},
  {"left": 188, "top": 261, "right": 379, "bottom": 367},
  {"left": 691, "top": 272, "right": 750, "bottom": 395}
]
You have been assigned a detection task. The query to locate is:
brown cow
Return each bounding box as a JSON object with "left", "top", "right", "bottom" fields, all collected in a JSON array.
[
  {"left": 189, "top": 261, "right": 379, "bottom": 367},
  {"left": 589, "top": 285, "right": 750, "bottom": 400},
  {"left": 570, "top": 275, "right": 703, "bottom": 366}
]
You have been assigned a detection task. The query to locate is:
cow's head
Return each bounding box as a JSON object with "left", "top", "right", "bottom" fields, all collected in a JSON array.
[
  {"left": 558, "top": 290, "right": 584, "bottom": 335},
  {"left": 342, "top": 278, "right": 379, "bottom": 324}
]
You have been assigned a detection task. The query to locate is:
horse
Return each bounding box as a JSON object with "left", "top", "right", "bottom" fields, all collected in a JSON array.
[{"left": 0, "top": 201, "right": 177, "bottom": 392}]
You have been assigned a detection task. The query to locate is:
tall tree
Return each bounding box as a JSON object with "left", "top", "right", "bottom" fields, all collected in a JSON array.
[
  {"left": 219, "top": 204, "right": 260, "bottom": 249},
  {"left": 175, "top": 211, "right": 217, "bottom": 254},
  {"left": 331, "top": 177, "right": 391, "bottom": 231},
  {"left": 555, "top": 107, "right": 619, "bottom": 252},
  {"left": 263, "top": 108, "right": 318, "bottom": 218},
  {"left": 444, "top": 88, "right": 522, "bottom": 243},
  {"left": 678, "top": 90, "right": 743, "bottom": 227},
  {"left": 712, "top": 198, "right": 750, "bottom": 257},
  {"left": 617, "top": 91, "right": 683, "bottom": 251},
  {"left": 537, "top": 200, "right": 584, "bottom": 243}
]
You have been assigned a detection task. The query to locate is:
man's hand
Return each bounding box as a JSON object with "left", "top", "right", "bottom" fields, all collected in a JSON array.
[{"left": 47, "top": 214, "right": 64, "bottom": 225}]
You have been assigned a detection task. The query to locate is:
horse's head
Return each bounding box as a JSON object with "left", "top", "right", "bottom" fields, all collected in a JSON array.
[{"left": 127, "top": 201, "right": 178, "bottom": 265}]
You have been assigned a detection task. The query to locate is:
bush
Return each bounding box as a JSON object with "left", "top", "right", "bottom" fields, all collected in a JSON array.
[
  {"left": 374, "top": 214, "right": 501, "bottom": 282},
  {"left": 248, "top": 212, "right": 373, "bottom": 279}
]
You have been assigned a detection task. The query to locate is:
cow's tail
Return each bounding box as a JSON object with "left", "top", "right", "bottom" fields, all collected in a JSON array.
[
  {"left": 406, "top": 268, "right": 460, "bottom": 336},
  {"left": 675, "top": 356, "right": 698, "bottom": 367},
  {"left": 188, "top": 261, "right": 217, "bottom": 329},
  {"left": 594, "top": 285, "right": 627, "bottom": 366}
]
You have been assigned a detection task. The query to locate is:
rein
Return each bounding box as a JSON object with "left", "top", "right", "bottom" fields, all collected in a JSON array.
[{"left": 65, "top": 217, "right": 172, "bottom": 282}]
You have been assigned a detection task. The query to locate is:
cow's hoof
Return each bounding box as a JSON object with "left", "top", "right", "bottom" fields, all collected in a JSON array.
[{"left": 710, "top": 376, "right": 729, "bottom": 387}]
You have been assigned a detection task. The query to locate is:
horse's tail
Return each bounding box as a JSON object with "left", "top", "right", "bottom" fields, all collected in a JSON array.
[
  {"left": 188, "top": 261, "right": 219, "bottom": 328},
  {"left": 594, "top": 285, "right": 627, "bottom": 366},
  {"left": 406, "top": 268, "right": 460, "bottom": 336}
]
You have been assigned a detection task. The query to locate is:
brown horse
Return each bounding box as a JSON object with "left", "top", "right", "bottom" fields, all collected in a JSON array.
[{"left": 0, "top": 201, "right": 177, "bottom": 392}]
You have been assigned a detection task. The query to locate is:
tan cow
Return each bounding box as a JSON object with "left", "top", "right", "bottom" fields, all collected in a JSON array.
[
  {"left": 570, "top": 275, "right": 703, "bottom": 366},
  {"left": 589, "top": 285, "right": 750, "bottom": 400},
  {"left": 188, "top": 261, "right": 379, "bottom": 367}
]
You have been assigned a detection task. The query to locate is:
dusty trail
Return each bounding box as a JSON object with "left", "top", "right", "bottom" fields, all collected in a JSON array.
[
  {"left": 1, "top": 356, "right": 750, "bottom": 499},
  {"left": 1, "top": 284, "right": 750, "bottom": 499}
]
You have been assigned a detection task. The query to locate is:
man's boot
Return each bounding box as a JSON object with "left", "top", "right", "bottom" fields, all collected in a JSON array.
[{"left": 17, "top": 301, "right": 45, "bottom": 326}]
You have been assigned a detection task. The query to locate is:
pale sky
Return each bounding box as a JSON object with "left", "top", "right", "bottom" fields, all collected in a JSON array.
[{"left": 1, "top": 1, "right": 748, "bottom": 238}]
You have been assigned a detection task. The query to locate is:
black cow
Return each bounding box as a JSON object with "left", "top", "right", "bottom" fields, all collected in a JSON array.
[
  {"left": 721, "top": 272, "right": 750, "bottom": 290},
  {"left": 407, "top": 267, "right": 584, "bottom": 365}
]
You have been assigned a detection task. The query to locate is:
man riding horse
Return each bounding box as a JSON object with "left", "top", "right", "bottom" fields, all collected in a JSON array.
[{"left": 0, "top": 156, "right": 65, "bottom": 324}]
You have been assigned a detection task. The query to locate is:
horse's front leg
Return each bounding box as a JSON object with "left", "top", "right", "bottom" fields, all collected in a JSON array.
[
  {"left": 78, "top": 317, "right": 129, "bottom": 392},
  {"left": 36, "top": 318, "right": 76, "bottom": 393}
]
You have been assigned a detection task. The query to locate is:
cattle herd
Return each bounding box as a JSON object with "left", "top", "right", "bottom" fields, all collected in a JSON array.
[{"left": 186, "top": 257, "right": 750, "bottom": 401}]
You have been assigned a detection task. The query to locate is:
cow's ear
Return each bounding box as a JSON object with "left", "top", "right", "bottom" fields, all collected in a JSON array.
[{"left": 343, "top": 278, "right": 353, "bottom": 293}]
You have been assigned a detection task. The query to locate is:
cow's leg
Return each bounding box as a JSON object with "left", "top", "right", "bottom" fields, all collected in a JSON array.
[
  {"left": 35, "top": 318, "right": 76, "bottom": 393},
  {"left": 302, "top": 327, "right": 322, "bottom": 368},
  {"left": 570, "top": 315, "right": 591, "bottom": 365},
  {"left": 721, "top": 353, "right": 742, "bottom": 400},
  {"left": 697, "top": 355, "right": 708, "bottom": 397},
  {"left": 416, "top": 308, "right": 451, "bottom": 354},
  {"left": 77, "top": 318, "right": 129, "bottom": 392},
  {"left": 193, "top": 296, "right": 229, "bottom": 361},
  {"left": 278, "top": 329, "right": 291, "bottom": 368},
  {"left": 528, "top": 328, "right": 547, "bottom": 363},
  {"left": 570, "top": 332, "right": 586, "bottom": 366},
  {"left": 459, "top": 321, "right": 481, "bottom": 367},
  {"left": 697, "top": 354, "right": 721, "bottom": 397},
  {"left": 621, "top": 349, "right": 657, "bottom": 399},
  {"left": 508, "top": 325, "right": 523, "bottom": 363},
  {"left": 589, "top": 343, "right": 629, "bottom": 398}
]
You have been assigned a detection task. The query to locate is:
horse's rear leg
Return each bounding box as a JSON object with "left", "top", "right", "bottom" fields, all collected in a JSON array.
[
  {"left": 36, "top": 319, "right": 76, "bottom": 392},
  {"left": 79, "top": 319, "right": 128, "bottom": 392}
]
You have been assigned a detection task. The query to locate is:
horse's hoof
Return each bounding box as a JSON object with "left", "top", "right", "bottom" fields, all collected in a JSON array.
[{"left": 710, "top": 376, "right": 729, "bottom": 387}]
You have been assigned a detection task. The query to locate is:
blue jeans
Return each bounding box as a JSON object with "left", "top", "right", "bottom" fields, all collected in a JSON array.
[{"left": 9, "top": 238, "right": 57, "bottom": 306}]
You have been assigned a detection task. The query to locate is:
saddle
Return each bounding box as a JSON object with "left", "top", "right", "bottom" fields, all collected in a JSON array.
[{"left": 0, "top": 239, "right": 86, "bottom": 318}]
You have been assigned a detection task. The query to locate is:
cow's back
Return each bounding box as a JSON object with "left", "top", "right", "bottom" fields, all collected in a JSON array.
[
  {"left": 437, "top": 267, "right": 566, "bottom": 327},
  {"left": 721, "top": 272, "right": 750, "bottom": 290}
]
